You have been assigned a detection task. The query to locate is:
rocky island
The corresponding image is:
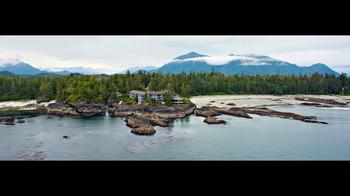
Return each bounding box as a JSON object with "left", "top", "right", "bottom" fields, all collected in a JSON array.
[{"left": 2, "top": 95, "right": 350, "bottom": 135}]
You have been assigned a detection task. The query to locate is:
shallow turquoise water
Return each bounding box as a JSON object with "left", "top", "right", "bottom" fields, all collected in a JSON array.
[{"left": 1, "top": 105, "right": 350, "bottom": 160}]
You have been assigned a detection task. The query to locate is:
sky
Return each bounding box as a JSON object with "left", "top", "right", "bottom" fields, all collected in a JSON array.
[{"left": 0, "top": 36, "right": 350, "bottom": 74}]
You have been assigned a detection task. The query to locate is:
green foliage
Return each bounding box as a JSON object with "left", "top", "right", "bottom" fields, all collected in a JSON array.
[
  {"left": 144, "top": 97, "right": 158, "bottom": 105},
  {"left": 0, "top": 72, "right": 349, "bottom": 103},
  {"left": 126, "top": 97, "right": 137, "bottom": 104},
  {"left": 163, "top": 93, "right": 173, "bottom": 106},
  {"left": 182, "top": 98, "right": 192, "bottom": 104},
  {"left": 115, "top": 95, "right": 129, "bottom": 102}
]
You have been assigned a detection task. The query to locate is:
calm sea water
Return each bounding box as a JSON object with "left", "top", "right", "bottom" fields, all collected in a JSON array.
[{"left": 1, "top": 105, "right": 350, "bottom": 160}]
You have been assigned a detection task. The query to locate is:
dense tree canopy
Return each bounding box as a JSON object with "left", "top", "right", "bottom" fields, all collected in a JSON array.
[{"left": 0, "top": 71, "right": 349, "bottom": 103}]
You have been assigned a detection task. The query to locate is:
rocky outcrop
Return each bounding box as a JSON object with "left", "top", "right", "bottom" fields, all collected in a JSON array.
[
  {"left": 195, "top": 105, "right": 327, "bottom": 124},
  {"left": 47, "top": 102, "right": 106, "bottom": 117},
  {"left": 75, "top": 104, "right": 106, "bottom": 116},
  {"left": 47, "top": 102, "right": 79, "bottom": 116},
  {"left": 220, "top": 107, "right": 253, "bottom": 119},
  {"left": 196, "top": 106, "right": 252, "bottom": 119},
  {"left": 0, "top": 116, "right": 13, "bottom": 122},
  {"left": 295, "top": 97, "right": 347, "bottom": 106},
  {"left": 118, "top": 104, "right": 196, "bottom": 135},
  {"left": 203, "top": 117, "right": 227, "bottom": 125},
  {"left": 0, "top": 105, "right": 47, "bottom": 118},
  {"left": 125, "top": 116, "right": 156, "bottom": 135},
  {"left": 300, "top": 102, "right": 332, "bottom": 107},
  {"left": 240, "top": 107, "right": 328, "bottom": 124},
  {"left": 4, "top": 121, "right": 15, "bottom": 125},
  {"left": 131, "top": 126, "right": 156, "bottom": 135},
  {"left": 195, "top": 107, "right": 220, "bottom": 117}
]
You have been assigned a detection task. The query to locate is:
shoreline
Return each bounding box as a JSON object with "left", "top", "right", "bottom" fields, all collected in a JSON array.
[
  {"left": 1, "top": 94, "right": 350, "bottom": 109},
  {"left": 1, "top": 94, "right": 349, "bottom": 133},
  {"left": 190, "top": 94, "right": 350, "bottom": 108}
]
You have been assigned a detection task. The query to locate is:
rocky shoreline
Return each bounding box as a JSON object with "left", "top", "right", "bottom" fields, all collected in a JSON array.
[
  {"left": 195, "top": 106, "right": 328, "bottom": 124},
  {"left": 0, "top": 100, "right": 197, "bottom": 135},
  {"left": 2, "top": 95, "right": 347, "bottom": 134}
]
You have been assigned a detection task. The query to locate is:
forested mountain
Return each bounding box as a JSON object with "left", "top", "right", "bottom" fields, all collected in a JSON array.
[
  {"left": 0, "top": 59, "right": 42, "bottom": 75},
  {"left": 156, "top": 52, "right": 339, "bottom": 75}
]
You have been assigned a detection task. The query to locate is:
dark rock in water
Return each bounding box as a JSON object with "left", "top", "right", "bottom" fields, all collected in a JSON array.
[
  {"left": 196, "top": 106, "right": 252, "bottom": 119},
  {"left": 300, "top": 102, "right": 322, "bottom": 106},
  {"left": 240, "top": 107, "right": 328, "bottom": 124},
  {"left": 227, "top": 103, "right": 236, "bottom": 106},
  {"left": 47, "top": 102, "right": 107, "bottom": 117},
  {"left": 63, "top": 135, "right": 70, "bottom": 139},
  {"left": 315, "top": 105, "right": 332, "bottom": 108},
  {"left": 196, "top": 105, "right": 327, "bottom": 124},
  {"left": 4, "top": 121, "right": 15, "bottom": 125},
  {"left": 220, "top": 102, "right": 225, "bottom": 104},
  {"left": 4, "top": 117, "right": 15, "bottom": 122},
  {"left": 125, "top": 116, "right": 156, "bottom": 135},
  {"left": 148, "top": 116, "right": 170, "bottom": 127},
  {"left": 300, "top": 102, "right": 332, "bottom": 108},
  {"left": 16, "top": 119, "right": 25, "bottom": 123},
  {"left": 131, "top": 126, "right": 156, "bottom": 135},
  {"left": 295, "top": 97, "right": 347, "bottom": 106},
  {"left": 204, "top": 117, "right": 227, "bottom": 125},
  {"left": 110, "top": 103, "right": 195, "bottom": 135},
  {"left": 210, "top": 101, "right": 215, "bottom": 103},
  {"left": 0, "top": 116, "right": 14, "bottom": 122},
  {"left": 221, "top": 108, "right": 252, "bottom": 119},
  {"left": 75, "top": 103, "right": 107, "bottom": 116},
  {"left": 125, "top": 116, "right": 150, "bottom": 128},
  {"left": 196, "top": 107, "right": 220, "bottom": 117}
]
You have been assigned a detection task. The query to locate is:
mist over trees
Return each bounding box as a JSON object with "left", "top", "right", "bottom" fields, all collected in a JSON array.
[{"left": 0, "top": 71, "right": 349, "bottom": 103}]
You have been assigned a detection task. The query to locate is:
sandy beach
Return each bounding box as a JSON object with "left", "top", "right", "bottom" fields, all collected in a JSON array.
[{"left": 190, "top": 95, "right": 350, "bottom": 108}]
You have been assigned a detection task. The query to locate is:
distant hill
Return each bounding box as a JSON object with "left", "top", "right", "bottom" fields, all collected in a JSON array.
[
  {"left": 0, "top": 58, "right": 102, "bottom": 75},
  {"left": 156, "top": 52, "right": 339, "bottom": 76},
  {"left": 120, "top": 65, "right": 158, "bottom": 73},
  {"left": 0, "top": 59, "right": 42, "bottom": 75},
  {"left": 0, "top": 71, "right": 15, "bottom": 76}
]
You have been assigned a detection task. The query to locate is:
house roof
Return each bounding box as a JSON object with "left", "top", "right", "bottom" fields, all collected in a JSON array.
[
  {"left": 129, "top": 90, "right": 146, "bottom": 95},
  {"left": 149, "top": 91, "right": 166, "bottom": 95}
]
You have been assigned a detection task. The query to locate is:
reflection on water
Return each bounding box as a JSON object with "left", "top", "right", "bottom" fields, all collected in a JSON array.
[{"left": 1, "top": 105, "right": 350, "bottom": 160}]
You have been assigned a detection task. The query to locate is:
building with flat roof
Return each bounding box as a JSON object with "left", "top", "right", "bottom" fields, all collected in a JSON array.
[{"left": 129, "top": 90, "right": 146, "bottom": 104}]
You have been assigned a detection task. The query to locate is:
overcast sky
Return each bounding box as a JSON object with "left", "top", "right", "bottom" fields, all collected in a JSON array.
[{"left": 0, "top": 36, "right": 350, "bottom": 74}]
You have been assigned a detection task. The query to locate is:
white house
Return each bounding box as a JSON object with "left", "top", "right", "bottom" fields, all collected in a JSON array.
[
  {"left": 148, "top": 91, "right": 165, "bottom": 102},
  {"left": 129, "top": 90, "right": 146, "bottom": 104}
]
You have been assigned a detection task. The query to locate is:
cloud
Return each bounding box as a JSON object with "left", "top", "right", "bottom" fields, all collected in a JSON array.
[
  {"left": 172, "top": 54, "right": 285, "bottom": 66},
  {"left": 172, "top": 55, "right": 255, "bottom": 65},
  {"left": 1, "top": 36, "right": 350, "bottom": 74}
]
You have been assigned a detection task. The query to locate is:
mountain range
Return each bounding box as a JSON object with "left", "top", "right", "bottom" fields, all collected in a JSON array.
[
  {"left": 120, "top": 65, "right": 159, "bottom": 74},
  {"left": 0, "top": 59, "right": 101, "bottom": 75},
  {"left": 0, "top": 52, "right": 341, "bottom": 76},
  {"left": 156, "top": 52, "right": 339, "bottom": 75}
]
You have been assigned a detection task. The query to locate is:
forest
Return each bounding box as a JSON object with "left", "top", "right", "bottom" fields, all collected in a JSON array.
[{"left": 0, "top": 71, "right": 349, "bottom": 103}]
